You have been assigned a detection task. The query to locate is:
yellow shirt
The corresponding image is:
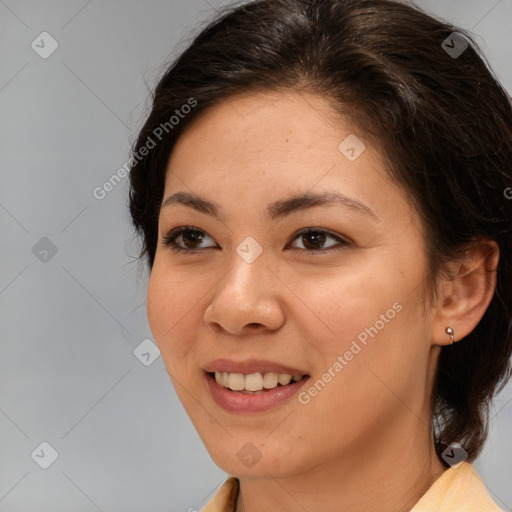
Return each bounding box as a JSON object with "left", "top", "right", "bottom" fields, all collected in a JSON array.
[{"left": 200, "top": 462, "right": 503, "bottom": 511}]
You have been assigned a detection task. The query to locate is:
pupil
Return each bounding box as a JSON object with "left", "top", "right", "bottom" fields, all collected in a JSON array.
[{"left": 303, "top": 231, "right": 325, "bottom": 249}]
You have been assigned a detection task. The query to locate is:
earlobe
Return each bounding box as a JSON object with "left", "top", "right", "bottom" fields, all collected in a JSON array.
[{"left": 432, "top": 239, "right": 499, "bottom": 346}]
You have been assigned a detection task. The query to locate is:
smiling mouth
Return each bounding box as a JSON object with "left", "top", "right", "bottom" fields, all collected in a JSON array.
[{"left": 208, "top": 371, "right": 309, "bottom": 394}]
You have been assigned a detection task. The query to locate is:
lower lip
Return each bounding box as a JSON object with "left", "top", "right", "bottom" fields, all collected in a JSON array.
[{"left": 205, "top": 373, "right": 309, "bottom": 413}]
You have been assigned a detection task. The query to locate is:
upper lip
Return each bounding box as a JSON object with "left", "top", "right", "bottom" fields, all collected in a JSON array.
[{"left": 203, "top": 358, "right": 309, "bottom": 376}]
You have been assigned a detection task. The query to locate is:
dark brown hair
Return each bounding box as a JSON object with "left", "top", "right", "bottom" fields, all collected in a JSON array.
[{"left": 128, "top": 0, "right": 512, "bottom": 462}]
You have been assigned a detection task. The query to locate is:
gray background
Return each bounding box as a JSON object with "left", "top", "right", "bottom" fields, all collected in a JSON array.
[{"left": 0, "top": 1, "right": 511, "bottom": 511}]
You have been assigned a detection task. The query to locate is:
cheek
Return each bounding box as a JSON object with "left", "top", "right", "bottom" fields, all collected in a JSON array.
[
  {"left": 146, "top": 265, "right": 203, "bottom": 369},
  {"left": 299, "top": 285, "right": 429, "bottom": 430},
  {"left": 288, "top": 259, "right": 406, "bottom": 354},
  {"left": 147, "top": 268, "right": 172, "bottom": 339},
  {"left": 289, "top": 254, "right": 428, "bottom": 402}
]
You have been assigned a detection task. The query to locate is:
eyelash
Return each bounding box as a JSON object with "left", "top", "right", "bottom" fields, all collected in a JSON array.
[{"left": 161, "top": 226, "right": 350, "bottom": 254}]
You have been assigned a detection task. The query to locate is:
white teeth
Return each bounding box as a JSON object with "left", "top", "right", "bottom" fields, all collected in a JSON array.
[
  {"left": 245, "top": 372, "right": 264, "bottom": 391},
  {"left": 214, "top": 371, "right": 305, "bottom": 391},
  {"left": 228, "top": 373, "right": 245, "bottom": 391},
  {"left": 263, "top": 372, "right": 278, "bottom": 389},
  {"left": 278, "top": 374, "right": 292, "bottom": 385}
]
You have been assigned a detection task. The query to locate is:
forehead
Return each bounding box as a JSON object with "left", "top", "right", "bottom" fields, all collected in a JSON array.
[
  {"left": 162, "top": 90, "right": 416, "bottom": 228},
  {"left": 174, "top": 90, "right": 346, "bottom": 149},
  {"left": 166, "top": 90, "right": 381, "bottom": 183}
]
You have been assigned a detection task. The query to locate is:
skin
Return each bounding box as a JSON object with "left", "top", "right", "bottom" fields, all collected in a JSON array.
[{"left": 146, "top": 90, "right": 499, "bottom": 512}]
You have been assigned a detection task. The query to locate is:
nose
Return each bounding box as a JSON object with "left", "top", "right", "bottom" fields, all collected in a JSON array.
[{"left": 203, "top": 251, "right": 285, "bottom": 336}]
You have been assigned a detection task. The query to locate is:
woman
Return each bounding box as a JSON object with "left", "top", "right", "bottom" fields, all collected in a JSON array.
[{"left": 128, "top": 0, "right": 512, "bottom": 510}]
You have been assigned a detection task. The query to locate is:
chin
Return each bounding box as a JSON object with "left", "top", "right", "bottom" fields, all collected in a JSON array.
[{"left": 203, "top": 436, "right": 307, "bottom": 479}]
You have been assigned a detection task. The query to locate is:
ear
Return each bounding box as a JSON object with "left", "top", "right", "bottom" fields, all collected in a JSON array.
[{"left": 431, "top": 239, "right": 499, "bottom": 346}]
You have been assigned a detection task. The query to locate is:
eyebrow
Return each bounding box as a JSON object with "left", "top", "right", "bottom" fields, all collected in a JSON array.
[{"left": 161, "top": 190, "right": 378, "bottom": 221}]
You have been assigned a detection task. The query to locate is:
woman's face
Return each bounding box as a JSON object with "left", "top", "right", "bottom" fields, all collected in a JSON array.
[{"left": 147, "top": 90, "right": 440, "bottom": 477}]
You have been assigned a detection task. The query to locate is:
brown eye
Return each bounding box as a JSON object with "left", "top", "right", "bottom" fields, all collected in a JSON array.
[
  {"left": 162, "top": 227, "right": 216, "bottom": 252},
  {"left": 301, "top": 231, "right": 327, "bottom": 250},
  {"left": 180, "top": 230, "right": 206, "bottom": 249},
  {"left": 288, "top": 228, "right": 349, "bottom": 253}
]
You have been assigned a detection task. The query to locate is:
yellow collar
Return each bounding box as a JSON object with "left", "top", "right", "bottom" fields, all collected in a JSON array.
[{"left": 200, "top": 462, "right": 502, "bottom": 512}]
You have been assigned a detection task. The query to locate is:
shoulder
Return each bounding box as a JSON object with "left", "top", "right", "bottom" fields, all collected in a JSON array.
[{"left": 411, "top": 462, "right": 503, "bottom": 512}]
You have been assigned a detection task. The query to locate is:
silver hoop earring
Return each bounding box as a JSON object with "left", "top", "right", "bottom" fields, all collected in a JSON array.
[{"left": 445, "top": 327, "right": 455, "bottom": 343}]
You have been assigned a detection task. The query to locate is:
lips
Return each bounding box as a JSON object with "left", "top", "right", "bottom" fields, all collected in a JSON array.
[
  {"left": 202, "top": 358, "right": 310, "bottom": 413},
  {"left": 203, "top": 358, "right": 308, "bottom": 376}
]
